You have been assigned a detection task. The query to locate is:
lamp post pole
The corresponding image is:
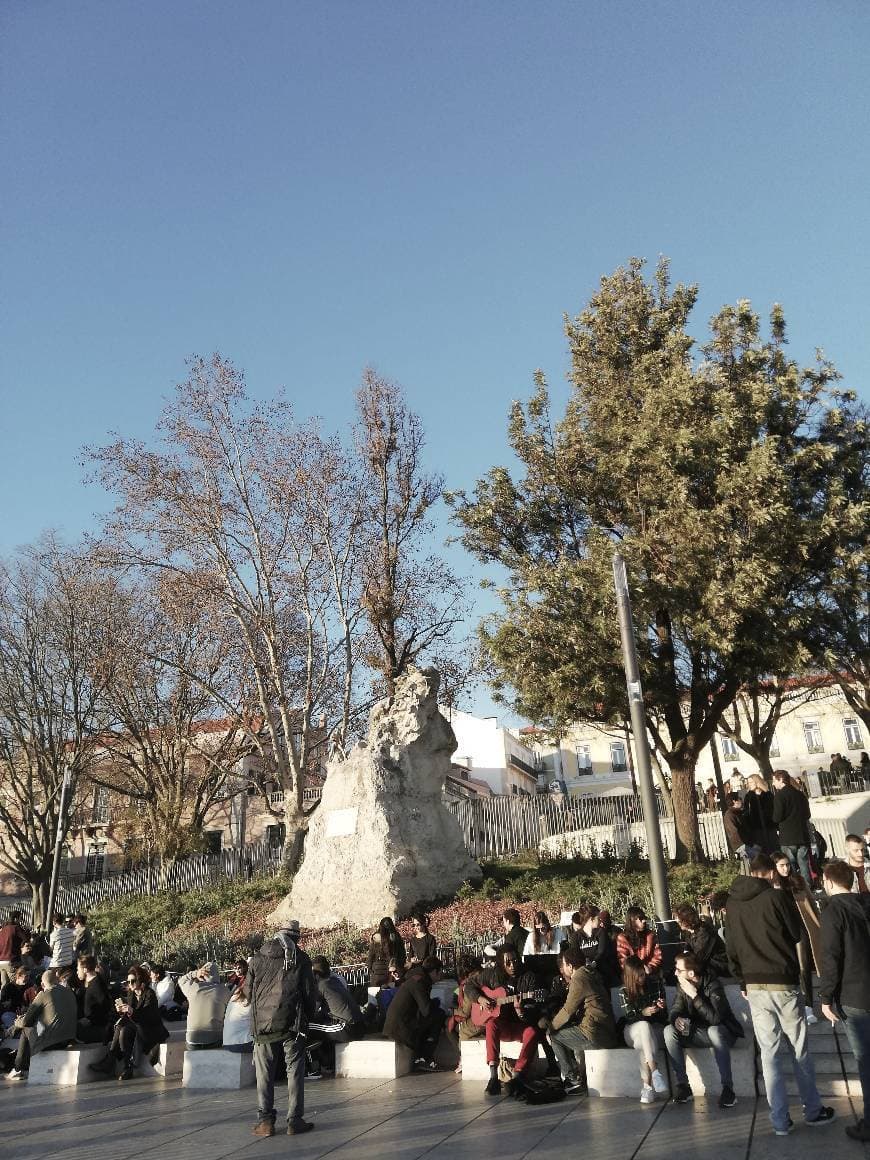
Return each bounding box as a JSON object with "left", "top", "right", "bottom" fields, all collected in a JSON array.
[
  {"left": 45, "top": 766, "right": 73, "bottom": 930},
  {"left": 612, "top": 553, "right": 671, "bottom": 921}
]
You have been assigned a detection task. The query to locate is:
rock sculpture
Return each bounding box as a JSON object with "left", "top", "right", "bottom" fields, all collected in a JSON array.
[{"left": 268, "top": 667, "right": 482, "bottom": 929}]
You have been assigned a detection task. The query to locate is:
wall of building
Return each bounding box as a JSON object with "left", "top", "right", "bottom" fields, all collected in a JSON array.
[{"left": 445, "top": 707, "right": 539, "bottom": 796}]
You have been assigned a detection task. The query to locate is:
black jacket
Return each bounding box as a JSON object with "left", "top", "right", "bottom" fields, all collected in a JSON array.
[
  {"left": 82, "top": 975, "right": 111, "bottom": 1028},
  {"left": 818, "top": 893, "right": 870, "bottom": 1011},
  {"left": 408, "top": 933, "right": 438, "bottom": 962},
  {"left": 464, "top": 964, "right": 539, "bottom": 1019},
  {"left": 244, "top": 933, "right": 317, "bottom": 1044},
  {"left": 723, "top": 807, "right": 747, "bottom": 854},
  {"left": 669, "top": 970, "right": 743, "bottom": 1039},
  {"left": 725, "top": 875, "right": 802, "bottom": 988},
  {"left": 684, "top": 918, "right": 730, "bottom": 978},
  {"left": 502, "top": 925, "right": 530, "bottom": 960},
  {"left": 743, "top": 790, "right": 775, "bottom": 851},
  {"left": 126, "top": 987, "right": 169, "bottom": 1050},
  {"left": 772, "top": 784, "right": 811, "bottom": 847},
  {"left": 383, "top": 966, "right": 433, "bottom": 1039},
  {"left": 567, "top": 927, "right": 620, "bottom": 987}
]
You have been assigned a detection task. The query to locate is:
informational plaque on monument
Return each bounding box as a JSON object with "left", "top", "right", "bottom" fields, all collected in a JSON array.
[{"left": 325, "top": 807, "right": 358, "bottom": 837}]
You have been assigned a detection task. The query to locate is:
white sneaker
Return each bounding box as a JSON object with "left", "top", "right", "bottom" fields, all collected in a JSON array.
[
  {"left": 651, "top": 1068, "right": 669, "bottom": 1094},
  {"left": 3, "top": 1069, "right": 25, "bottom": 1081},
  {"left": 640, "top": 1084, "right": 656, "bottom": 1104},
  {"left": 806, "top": 1011, "right": 818, "bottom": 1025}
]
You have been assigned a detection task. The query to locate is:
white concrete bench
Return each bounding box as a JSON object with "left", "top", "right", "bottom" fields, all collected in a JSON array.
[
  {"left": 182, "top": 1048, "right": 255, "bottom": 1089},
  {"left": 334, "top": 1036, "right": 414, "bottom": 1079},
  {"left": 586, "top": 1045, "right": 671, "bottom": 1098},
  {"left": 29, "top": 1043, "right": 105, "bottom": 1086},
  {"left": 459, "top": 1036, "right": 547, "bottom": 1082},
  {"left": 141, "top": 1034, "right": 185, "bottom": 1079}
]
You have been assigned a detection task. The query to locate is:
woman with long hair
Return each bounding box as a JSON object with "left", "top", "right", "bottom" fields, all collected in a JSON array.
[
  {"left": 89, "top": 964, "right": 169, "bottom": 1080},
  {"left": 616, "top": 907, "right": 662, "bottom": 975},
  {"left": 522, "top": 911, "right": 565, "bottom": 956},
  {"left": 743, "top": 774, "right": 775, "bottom": 854},
  {"left": 772, "top": 850, "right": 822, "bottom": 1023},
  {"left": 367, "top": 917, "right": 406, "bottom": 987},
  {"left": 619, "top": 954, "right": 669, "bottom": 1103}
]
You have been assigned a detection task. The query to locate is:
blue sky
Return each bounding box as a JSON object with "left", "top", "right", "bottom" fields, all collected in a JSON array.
[{"left": 2, "top": 2, "right": 868, "bottom": 719}]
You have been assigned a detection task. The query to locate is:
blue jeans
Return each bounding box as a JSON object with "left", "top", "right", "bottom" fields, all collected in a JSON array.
[
  {"left": 664, "top": 1021, "right": 734, "bottom": 1087},
  {"left": 781, "top": 844, "right": 811, "bottom": 884},
  {"left": 747, "top": 988, "right": 821, "bottom": 1132},
  {"left": 842, "top": 1006, "right": 870, "bottom": 1121}
]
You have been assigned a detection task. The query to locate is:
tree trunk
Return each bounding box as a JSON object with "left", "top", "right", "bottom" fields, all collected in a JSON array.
[
  {"left": 669, "top": 760, "right": 705, "bottom": 863},
  {"left": 31, "top": 877, "right": 50, "bottom": 931},
  {"left": 282, "top": 809, "right": 307, "bottom": 875},
  {"left": 650, "top": 749, "right": 674, "bottom": 817}
]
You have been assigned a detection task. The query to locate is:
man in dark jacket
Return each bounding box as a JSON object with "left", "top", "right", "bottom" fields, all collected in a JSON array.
[
  {"left": 75, "top": 954, "right": 111, "bottom": 1042},
  {"left": 383, "top": 957, "right": 445, "bottom": 1070},
  {"left": 819, "top": 860, "right": 870, "bottom": 1142},
  {"left": 308, "top": 956, "right": 365, "bottom": 1073},
  {"left": 500, "top": 909, "right": 530, "bottom": 960},
  {"left": 664, "top": 951, "right": 743, "bottom": 1108},
  {"left": 673, "top": 906, "right": 730, "bottom": 977},
  {"left": 722, "top": 794, "right": 749, "bottom": 860},
  {"left": 726, "top": 855, "right": 833, "bottom": 1135},
  {"left": 244, "top": 921, "right": 317, "bottom": 1139},
  {"left": 771, "top": 770, "right": 812, "bottom": 883}
]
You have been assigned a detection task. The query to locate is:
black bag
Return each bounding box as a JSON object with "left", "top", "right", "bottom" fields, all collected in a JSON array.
[{"left": 516, "top": 1077, "right": 567, "bottom": 1105}]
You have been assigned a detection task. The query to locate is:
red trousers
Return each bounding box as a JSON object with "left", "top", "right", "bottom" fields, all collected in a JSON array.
[{"left": 485, "top": 1013, "right": 539, "bottom": 1073}]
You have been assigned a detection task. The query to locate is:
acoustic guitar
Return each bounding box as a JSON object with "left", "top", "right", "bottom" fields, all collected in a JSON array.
[{"left": 469, "top": 985, "right": 547, "bottom": 1027}]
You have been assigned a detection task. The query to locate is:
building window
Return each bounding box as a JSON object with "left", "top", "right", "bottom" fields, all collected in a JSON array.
[
  {"left": 266, "top": 823, "right": 286, "bottom": 850},
  {"left": 91, "top": 785, "right": 110, "bottom": 824},
  {"left": 769, "top": 732, "right": 780, "bottom": 758},
  {"left": 204, "top": 830, "right": 223, "bottom": 855},
  {"left": 844, "top": 717, "right": 864, "bottom": 751},
  {"left": 719, "top": 736, "right": 739, "bottom": 761},
  {"left": 576, "top": 745, "right": 592, "bottom": 775},
  {"left": 802, "top": 720, "right": 824, "bottom": 754},
  {"left": 610, "top": 742, "right": 627, "bottom": 773}
]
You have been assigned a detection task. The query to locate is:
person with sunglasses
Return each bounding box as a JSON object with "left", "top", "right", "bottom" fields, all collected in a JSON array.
[{"left": 89, "top": 964, "right": 168, "bottom": 1081}]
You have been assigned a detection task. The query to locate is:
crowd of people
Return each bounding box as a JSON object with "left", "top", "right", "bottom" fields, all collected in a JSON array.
[{"left": 1, "top": 779, "right": 870, "bottom": 1143}]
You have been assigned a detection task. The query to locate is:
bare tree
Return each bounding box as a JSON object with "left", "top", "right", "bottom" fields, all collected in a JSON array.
[
  {"left": 718, "top": 677, "right": 826, "bottom": 779},
  {"left": 91, "top": 576, "right": 250, "bottom": 867},
  {"left": 0, "top": 541, "right": 118, "bottom": 925},
  {"left": 88, "top": 355, "right": 356, "bottom": 870},
  {"left": 355, "top": 368, "right": 468, "bottom": 694}
]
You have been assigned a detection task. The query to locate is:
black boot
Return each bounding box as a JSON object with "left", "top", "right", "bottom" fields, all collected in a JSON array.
[{"left": 88, "top": 1054, "right": 116, "bottom": 1077}]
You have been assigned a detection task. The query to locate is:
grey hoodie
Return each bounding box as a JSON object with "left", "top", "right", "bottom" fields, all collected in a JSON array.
[{"left": 179, "top": 962, "right": 230, "bottom": 1045}]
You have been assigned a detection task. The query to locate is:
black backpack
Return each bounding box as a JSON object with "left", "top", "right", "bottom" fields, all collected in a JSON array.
[{"left": 516, "top": 1077, "right": 567, "bottom": 1105}]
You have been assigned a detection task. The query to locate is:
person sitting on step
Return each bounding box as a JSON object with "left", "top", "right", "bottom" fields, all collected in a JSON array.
[
  {"left": 540, "top": 945, "right": 617, "bottom": 1096},
  {"left": 464, "top": 944, "right": 542, "bottom": 1097},
  {"left": 383, "top": 956, "right": 446, "bottom": 1072},
  {"left": 308, "top": 955, "right": 366, "bottom": 1073},
  {"left": 4, "top": 968, "right": 78, "bottom": 1081},
  {"left": 89, "top": 964, "right": 169, "bottom": 1081},
  {"left": 619, "top": 954, "right": 670, "bottom": 1103},
  {"left": 663, "top": 951, "right": 743, "bottom": 1109}
]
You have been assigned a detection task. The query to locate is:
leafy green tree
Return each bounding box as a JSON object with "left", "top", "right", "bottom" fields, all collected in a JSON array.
[{"left": 450, "top": 259, "right": 867, "bottom": 861}]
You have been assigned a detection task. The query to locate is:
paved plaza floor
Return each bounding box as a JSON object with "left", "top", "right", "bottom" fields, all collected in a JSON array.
[{"left": 3, "top": 1073, "right": 865, "bottom": 1160}]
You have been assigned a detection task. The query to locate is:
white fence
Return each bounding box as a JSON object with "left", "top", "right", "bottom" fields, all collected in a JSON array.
[{"left": 446, "top": 794, "right": 730, "bottom": 862}]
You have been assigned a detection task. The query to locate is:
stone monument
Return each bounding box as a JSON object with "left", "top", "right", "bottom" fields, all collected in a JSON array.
[{"left": 268, "top": 667, "right": 482, "bottom": 929}]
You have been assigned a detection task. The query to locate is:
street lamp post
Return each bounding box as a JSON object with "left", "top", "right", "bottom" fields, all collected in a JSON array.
[
  {"left": 45, "top": 766, "right": 73, "bottom": 930},
  {"left": 612, "top": 552, "right": 671, "bottom": 921}
]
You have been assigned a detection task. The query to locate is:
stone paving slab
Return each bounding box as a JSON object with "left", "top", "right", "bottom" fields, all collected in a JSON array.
[{"left": 1, "top": 1073, "right": 866, "bottom": 1160}]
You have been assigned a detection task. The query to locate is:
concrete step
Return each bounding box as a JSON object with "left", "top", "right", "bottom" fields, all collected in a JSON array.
[{"left": 761, "top": 1077, "right": 851, "bottom": 1098}]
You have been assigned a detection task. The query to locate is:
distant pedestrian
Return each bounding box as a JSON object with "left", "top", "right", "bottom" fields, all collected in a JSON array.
[
  {"left": 726, "top": 854, "right": 834, "bottom": 1136},
  {"left": 0, "top": 911, "right": 27, "bottom": 986},
  {"left": 742, "top": 775, "right": 775, "bottom": 855},
  {"left": 245, "top": 921, "right": 317, "bottom": 1138},
  {"left": 819, "top": 860, "right": 870, "bottom": 1142},
  {"left": 48, "top": 914, "right": 75, "bottom": 968},
  {"left": 771, "top": 770, "right": 812, "bottom": 883}
]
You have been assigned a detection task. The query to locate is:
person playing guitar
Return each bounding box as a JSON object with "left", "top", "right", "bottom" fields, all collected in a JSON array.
[{"left": 463, "top": 945, "right": 542, "bottom": 1097}]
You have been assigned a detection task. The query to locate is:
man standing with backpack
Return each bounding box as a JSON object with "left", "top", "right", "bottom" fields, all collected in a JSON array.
[{"left": 244, "top": 920, "right": 317, "bottom": 1139}]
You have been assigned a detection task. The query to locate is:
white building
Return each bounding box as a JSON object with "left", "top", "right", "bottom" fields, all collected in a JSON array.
[
  {"left": 522, "top": 680, "right": 867, "bottom": 799},
  {"left": 445, "top": 707, "right": 541, "bottom": 796}
]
